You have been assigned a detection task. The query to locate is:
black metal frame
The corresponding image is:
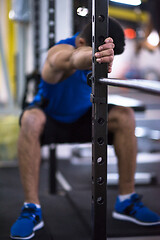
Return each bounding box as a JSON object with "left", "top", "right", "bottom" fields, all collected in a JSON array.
[
  {"left": 48, "top": 0, "right": 55, "bottom": 49},
  {"left": 33, "top": 0, "right": 40, "bottom": 71},
  {"left": 49, "top": 144, "right": 57, "bottom": 194},
  {"left": 91, "top": 1, "right": 160, "bottom": 239},
  {"left": 91, "top": 0, "right": 109, "bottom": 239}
]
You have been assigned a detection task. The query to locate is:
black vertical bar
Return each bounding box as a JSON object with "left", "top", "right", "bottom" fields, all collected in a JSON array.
[
  {"left": 49, "top": 144, "right": 57, "bottom": 194},
  {"left": 48, "top": 0, "right": 56, "bottom": 195},
  {"left": 91, "top": 0, "right": 109, "bottom": 240},
  {"left": 48, "top": 0, "right": 55, "bottom": 49},
  {"left": 33, "top": 0, "right": 40, "bottom": 71}
]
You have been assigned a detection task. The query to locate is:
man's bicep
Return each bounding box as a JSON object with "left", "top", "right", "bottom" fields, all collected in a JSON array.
[
  {"left": 41, "top": 59, "right": 64, "bottom": 84},
  {"left": 48, "top": 44, "right": 75, "bottom": 70},
  {"left": 41, "top": 44, "right": 75, "bottom": 83}
]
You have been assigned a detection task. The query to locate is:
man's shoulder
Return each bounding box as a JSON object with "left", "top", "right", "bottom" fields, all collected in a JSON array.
[{"left": 55, "top": 33, "right": 79, "bottom": 47}]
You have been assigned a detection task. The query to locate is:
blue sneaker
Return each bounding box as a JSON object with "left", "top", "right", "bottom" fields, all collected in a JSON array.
[
  {"left": 10, "top": 203, "right": 44, "bottom": 239},
  {"left": 112, "top": 193, "right": 160, "bottom": 226}
]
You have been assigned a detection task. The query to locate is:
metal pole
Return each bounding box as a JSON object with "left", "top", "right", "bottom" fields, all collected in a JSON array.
[
  {"left": 48, "top": 0, "right": 55, "bottom": 49},
  {"left": 33, "top": 0, "right": 40, "bottom": 71},
  {"left": 91, "top": 0, "right": 109, "bottom": 240},
  {"left": 17, "top": 23, "right": 27, "bottom": 105},
  {"left": 0, "top": 26, "right": 14, "bottom": 110},
  {"left": 99, "top": 78, "right": 160, "bottom": 95}
]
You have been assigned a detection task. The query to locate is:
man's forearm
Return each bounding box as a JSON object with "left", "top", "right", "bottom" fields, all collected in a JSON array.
[{"left": 70, "top": 46, "right": 92, "bottom": 70}]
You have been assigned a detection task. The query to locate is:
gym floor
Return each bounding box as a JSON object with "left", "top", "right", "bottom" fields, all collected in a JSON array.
[{"left": 0, "top": 88, "right": 160, "bottom": 240}]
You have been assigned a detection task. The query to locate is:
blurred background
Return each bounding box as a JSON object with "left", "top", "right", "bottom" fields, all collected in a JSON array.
[
  {"left": 1, "top": 1, "right": 160, "bottom": 240},
  {"left": 1, "top": 0, "right": 160, "bottom": 164}
]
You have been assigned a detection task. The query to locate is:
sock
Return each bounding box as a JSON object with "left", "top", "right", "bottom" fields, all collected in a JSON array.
[
  {"left": 24, "top": 202, "right": 41, "bottom": 209},
  {"left": 118, "top": 192, "right": 135, "bottom": 202}
]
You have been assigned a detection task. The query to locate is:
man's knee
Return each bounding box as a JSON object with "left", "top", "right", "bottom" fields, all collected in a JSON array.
[
  {"left": 117, "top": 106, "right": 135, "bottom": 129},
  {"left": 109, "top": 106, "right": 135, "bottom": 131},
  {"left": 21, "top": 109, "right": 46, "bottom": 136}
]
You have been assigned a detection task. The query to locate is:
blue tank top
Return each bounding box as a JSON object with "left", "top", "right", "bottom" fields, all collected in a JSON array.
[{"left": 31, "top": 34, "right": 92, "bottom": 123}]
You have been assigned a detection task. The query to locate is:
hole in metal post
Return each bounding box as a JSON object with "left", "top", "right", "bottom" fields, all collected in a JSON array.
[
  {"left": 97, "top": 137, "right": 104, "bottom": 145},
  {"left": 97, "top": 177, "right": 104, "bottom": 185},
  {"left": 97, "top": 157, "right": 103, "bottom": 164},
  {"left": 98, "top": 118, "right": 105, "bottom": 125},
  {"left": 97, "top": 196, "right": 104, "bottom": 205},
  {"left": 98, "top": 15, "right": 105, "bottom": 22}
]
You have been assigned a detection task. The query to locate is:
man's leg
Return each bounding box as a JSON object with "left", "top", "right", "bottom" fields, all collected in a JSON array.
[
  {"left": 10, "top": 108, "right": 46, "bottom": 239},
  {"left": 108, "top": 106, "right": 160, "bottom": 225},
  {"left": 18, "top": 108, "right": 46, "bottom": 204},
  {"left": 108, "top": 106, "right": 136, "bottom": 195}
]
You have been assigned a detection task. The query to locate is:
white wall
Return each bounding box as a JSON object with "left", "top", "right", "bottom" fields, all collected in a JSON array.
[{"left": 55, "top": 0, "right": 73, "bottom": 42}]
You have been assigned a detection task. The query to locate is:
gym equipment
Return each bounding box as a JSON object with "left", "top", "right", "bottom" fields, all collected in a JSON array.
[
  {"left": 48, "top": 0, "right": 55, "bottom": 48},
  {"left": 91, "top": 0, "right": 109, "bottom": 239},
  {"left": 0, "top": 26, "right": 14, "bottom": 111},
  {"left": 99, "top": 78, "right": 160, "bottom": 95},
  {"left": 91, "top": 0, "right": 160, "bottom": 239},
  {"left": 44, "top": 0, "right": 160, "bottom": 239},
  {"left": 33, "top": 0, "right": 41, "bottom": 71}
]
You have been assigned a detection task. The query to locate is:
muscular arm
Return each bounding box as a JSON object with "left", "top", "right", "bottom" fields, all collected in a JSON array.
[
  {"left": 42, "top": 37, "right": 114, "bottom": 84},
  {"left": 42, "top": 44, "right": 92, "bottom": 84}
]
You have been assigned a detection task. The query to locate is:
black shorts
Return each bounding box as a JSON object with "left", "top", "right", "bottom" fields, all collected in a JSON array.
[{"left": 20, "top": 105, "right": 115, "bottom": 146}]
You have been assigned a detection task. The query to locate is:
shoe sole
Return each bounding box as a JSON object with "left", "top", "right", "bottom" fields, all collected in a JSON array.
[
  {"left": 112, "top": 211, "right": 160, "bottom": 226},
  {"left": 10, "top": 221, "right": 44, "bottom": 240},
  {"left": 33, "top": 220, "right": 44, "bottom": 231}
]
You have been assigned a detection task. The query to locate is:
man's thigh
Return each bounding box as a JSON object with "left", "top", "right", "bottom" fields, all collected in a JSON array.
[
  {"left": 41, "top": 108, "right": 92, "bottom": 145},
  {"left": 41, "top": 105, "right": 115, "bottom": 145}
]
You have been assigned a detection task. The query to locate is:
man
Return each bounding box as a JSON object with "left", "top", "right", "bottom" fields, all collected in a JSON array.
[{"left": 10, "top": 17, "right": 160, "bottom": 240}]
